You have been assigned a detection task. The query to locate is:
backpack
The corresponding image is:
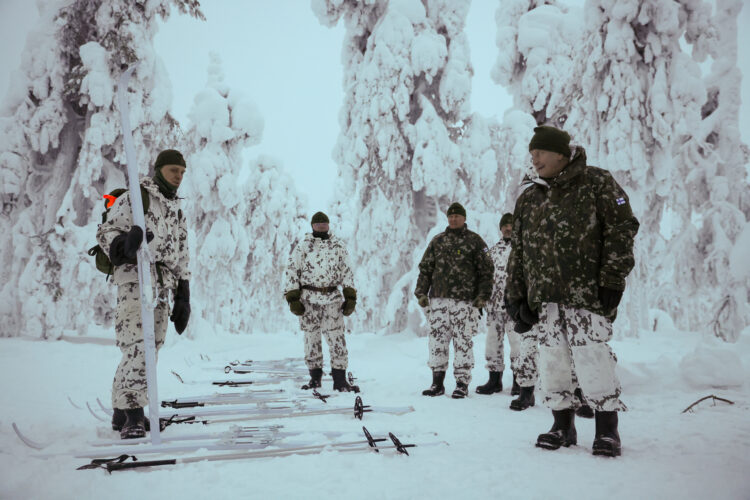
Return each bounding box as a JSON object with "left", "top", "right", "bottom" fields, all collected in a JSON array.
[{"left": 88, "top": 186, "right": 150, "bottom": 278}]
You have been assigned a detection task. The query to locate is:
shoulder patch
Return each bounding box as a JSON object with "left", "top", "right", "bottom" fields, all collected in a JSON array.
[
  {"left": 482, "top": 247, "right": 489, "bottom": 253},
  {"left": 616, "top": 197, "right": 627, "bottom": 206}
]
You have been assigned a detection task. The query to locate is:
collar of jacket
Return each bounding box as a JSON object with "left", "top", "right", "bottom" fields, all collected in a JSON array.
[
  {"left": 312, "top": 231, "right": 330, "bottom": 240},
  {"left": 445, "top": 224, "right": 468, "bottom": 235},
  {"left": 524, "top": 146, "right": 588, "bottom": 190}
]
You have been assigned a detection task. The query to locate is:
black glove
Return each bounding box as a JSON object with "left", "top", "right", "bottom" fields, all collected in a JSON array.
[
  {"left": 598, "top": 286, "right": 623, "bottom": 310},
  {"left": 514, "top": 320, "right": 534, "bottom": 333},
  {"left": 518, "top": 302, "right": 539, "bottom": 325},
  {"left": 505, "top": 297, "right": 522, "bottom": 322},
  {"left": 171, "top": 279, "right": 190, "bottom": 334},
  {"left": 109, "top": 226, "right": 153, "bottom": 266},
  {"left": 285, "top": 289, "right": 305, "bottom": 316},
  {"left": 342, "top": 287, "right": 357, "bottom": 316},
  {"left": 506, "top": 298, "right": 538, "bottom": 333}
]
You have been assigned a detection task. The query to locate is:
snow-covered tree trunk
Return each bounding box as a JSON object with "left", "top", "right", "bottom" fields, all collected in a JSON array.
[
  {"left": 0, "top": 0, "right": 203, "bottom": 338},
  {"left": 180, "top": 53, "right": 307, "bottom": 335}
]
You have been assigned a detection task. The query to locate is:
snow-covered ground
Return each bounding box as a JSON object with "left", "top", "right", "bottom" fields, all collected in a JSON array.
[{"left": 1, "top": 324, "right": 748, "bottom": 500}]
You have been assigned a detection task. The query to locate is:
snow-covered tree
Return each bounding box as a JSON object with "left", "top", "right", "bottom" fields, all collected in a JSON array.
[
  {"left": 181, "top": 53, "right": 307, "bottom": 335},
  {"left": 0, "top": 0, "right": 203, "bottom": 338},
  {"left": 314, "top": 0, "right": 503, "bottom": 334}
]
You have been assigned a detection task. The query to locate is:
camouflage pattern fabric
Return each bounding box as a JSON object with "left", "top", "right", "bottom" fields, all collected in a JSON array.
[
  {"left": 486, "top": 239, "right": 511, "bottom": 314},
  {"left": 301, "top": 300, "right": 348, "bottom": 370},
  {"left": 96, "top": 177, "right": 190, "bottom": 290},
  {"left": 283, "top": 233, "right": 355, "bottom": 305},
  {"left": 415, "top": 225, "right": 494, "bottom": 302},
  {"left": 485, "top": 309, "right": 539, "bottom": 387},
  {"left": 536, "top": 303, "right": 626, "bottom": 412},
  {"left": 111, "top": 283, "right": 169, "bottom": 409},
  {"left": 505, "top": 147, "right": 639, "bottom": 320},
  {"left": 427, "top": 298, "right": 480, "bottom": 385}
]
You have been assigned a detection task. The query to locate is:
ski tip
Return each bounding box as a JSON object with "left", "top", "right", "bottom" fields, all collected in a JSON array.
[{"left": 12, "top": 422, "right": 46, "bottom": 450}]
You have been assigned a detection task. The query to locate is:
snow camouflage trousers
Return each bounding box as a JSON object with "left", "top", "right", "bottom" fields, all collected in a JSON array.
[
  {"left": 300, "top": 300, "right": 348, "bottom": 370},
  {"left": 485, "top": 310, "right": 538, "bottom": 387},
  {"left": 427, "top": 298, "right": 480, "bottom": 385},
  {"left": 112, "top": 283, "right": 169, "bottom": 409},
  {"left": 536, "top": 303, "right": 625, "bottom": 412}
]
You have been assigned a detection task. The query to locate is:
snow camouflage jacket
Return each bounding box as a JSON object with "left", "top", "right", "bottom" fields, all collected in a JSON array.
[
  {"left": 283, "top": 233, "right": 355, "bottom": 305},
  {"left": 505, "top": 147, "right": 639, "bottom": 321},
  {"left": 96, "top": 177, "right": 190, "bottom": 290},
  {"left": 415, "top": 225, "right": 494, "bottom": 303},
  {"left": 487, "top": 239, "right": 512, "bottom": 314}
]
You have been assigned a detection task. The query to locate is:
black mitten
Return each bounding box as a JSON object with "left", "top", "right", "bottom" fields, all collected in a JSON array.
[{"left": 171, "top": 279, "right": 190, "bottom": 334}]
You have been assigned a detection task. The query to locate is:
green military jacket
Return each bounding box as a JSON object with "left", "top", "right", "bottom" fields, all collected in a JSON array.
[
  {"left": 415, "top": 225, "right": 494, "bottom": 303},
  {"left": 505, "top": 148, "right": 639, "bottom": 320}
]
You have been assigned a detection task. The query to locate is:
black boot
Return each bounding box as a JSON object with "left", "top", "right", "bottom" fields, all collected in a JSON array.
[
  {"left": 301, "top": 368, "right": 323, "bottom": 390},
  {"left": 475, "top": 371, "right": 503, "bottom": 394},
  {"left": 536, "top": 409, "right": 577, "bottom": 450},
  {"left": 120, "top": 408, "right": 146, "bottom": 440},
  {"left": 111, "top": 408, "right": 126, "bottom": 431},
  {"left": 331, "top": 368, "right": 360, "bottom": 393},
  {"left": 511, "top": 374, "right": 520, "bottom": 396},
  {"left": 592, "top": 410, "right": 621, "bottom": 457},
  {"left": 422, "top": 371, "right": 446, "bottom": 396},
  {"left": 574, "top": 388, "right": 594, "bottom": 418},
  {"left": 509, "top": 385, "right": 535, "bottom": 410},
  {"left": 452, "top": 382, "right": 469, "bottom": 399}
]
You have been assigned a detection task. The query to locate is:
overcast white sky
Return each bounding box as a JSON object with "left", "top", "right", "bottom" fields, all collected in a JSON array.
[{"left": 1, "top": 0, "right": 748, "bottom": 214}]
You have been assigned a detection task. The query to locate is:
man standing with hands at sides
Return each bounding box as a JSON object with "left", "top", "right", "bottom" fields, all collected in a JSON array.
[
  {"left": 505, "top": 126, "right": 639, "bottom": 457},
  {"left": 415, "top": 203, "right": 494, "bottom": 399},
  {"left": 283, "top": 212, "right": 359, "bottom": 393},
  {"left": 476, "top": 213, "right": 540, "bottom": 413},
  {"left": 96, "top": 149, "right": 191, "bottom": 439}
]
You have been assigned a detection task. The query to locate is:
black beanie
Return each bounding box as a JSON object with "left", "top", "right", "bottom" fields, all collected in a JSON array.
[
  {"left": 500, "top": 213, "right": 513, "bottom": 227},
  {"left": 154, "top": 149, "right": 187, "bottom": 170},
  {"left": 528, "top": 126, "right": 571, "bottom": 157},
  {"left": 311, "top": 211, "right": 329, "bottom": 224},
  {"left": 447, "top": 202, "right": 466, "bottom": 218}
]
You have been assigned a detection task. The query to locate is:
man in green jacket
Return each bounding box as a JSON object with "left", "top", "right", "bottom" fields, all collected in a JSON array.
[
  {"left": 505, "top": 126, "right": 639, "bottom": 457},
  {"left": 415, "top": 202, "right": 494, "bottom": 399}
]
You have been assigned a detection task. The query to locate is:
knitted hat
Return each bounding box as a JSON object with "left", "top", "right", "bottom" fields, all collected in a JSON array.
[
  {"left": 154, "top": 149, "right": 186, "bottom": 170},
  {"left": 528, "top": 126, "right": 571, "bottom": 157},
  {"left": 311, "top": 211, "right": 329, "bottom": 224},
  {"left": 447, "top": 202, "right": 466, "bottom": 218},
  {"left": 500, "top": 213, "right": 513, "bottom": 227}
]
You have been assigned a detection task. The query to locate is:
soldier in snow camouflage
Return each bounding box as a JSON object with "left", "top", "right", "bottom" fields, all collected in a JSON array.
[
  {"left": 283, "top": 212, "right": 359, "bottom": 392},
  {"left": 505, "top": 126, "right": 639, "bottom": 457},
  {"left": 415, "top": 202, "right": 494, "bottom": 399},
  {"left": 476, "top": 213, "right": 540, "bottom": 412},
  {"left": 96, "top": 149, "right": 191, "bottom": 439}
]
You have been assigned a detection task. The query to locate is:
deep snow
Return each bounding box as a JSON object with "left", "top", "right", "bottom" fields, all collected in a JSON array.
[{"left": 1, "top": 322, "right": 748, "bottom": 500}]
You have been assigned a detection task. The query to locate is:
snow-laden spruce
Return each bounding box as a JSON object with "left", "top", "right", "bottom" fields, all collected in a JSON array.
[
  {"left": 180, "top": 53, "right": 307, "bottom": 335},
  {"left": 0, "top": 0, "right": 204, "bottom": 338}
]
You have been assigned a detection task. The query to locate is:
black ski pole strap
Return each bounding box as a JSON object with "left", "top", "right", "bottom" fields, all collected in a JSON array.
[
  {"left": 312, "top": 389, "right": 330, "bottom": 403},
  {"left": 347, "top": 371, "right": 357, "bottom": 385},
  {"left": 353, "top": 396, "right": 372, "bottom": 420},
  {"left": 213, "top": 380, "right": 254, "bottom": 387},
  {"left": 362, "top": 426, "right": 387, "bottom": 452},
  {"left": 107, "top": 457, "right": 177, "bottom": 472},
  {"left": 162, "top": 399, "right": 204, "bottom": 409},
  {"left": 77, "top": 454, "right": 135, "bottom": 471},
  {"left": 159, "top": 414, "right": 197, "bottom": 430},
  {"left": 388, "top": 432, "right": 416, "bottom": 456}
]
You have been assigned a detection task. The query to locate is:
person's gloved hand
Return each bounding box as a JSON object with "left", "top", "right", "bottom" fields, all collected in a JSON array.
[
  {"left": 518, "top": 302, "right": 539, "bottom": 325},
  {"left": 472, "top": 297, "right": 487, "bottom": 309},
  {"left": 505, "top": 297, "right": 522, "bottom": 322},
  {"left": 171, "top": 279, "right": 190, "bottom": 334},
  {"left": 418, "top": 295, "right": 430, "bottom": 308},
  {"left": 342, "top": 287, "right": 357, "bottom": 316},
  {"left": 285, "top": 289, "right": 305, "bottom": 316},
  {"left": 598, "top": 286, "right": 623, "bottom": 310}
]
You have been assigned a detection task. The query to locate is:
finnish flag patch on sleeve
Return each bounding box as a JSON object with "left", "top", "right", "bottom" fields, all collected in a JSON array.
[{"left": 616, "top": 197, "right": 626, "bottom": 206}]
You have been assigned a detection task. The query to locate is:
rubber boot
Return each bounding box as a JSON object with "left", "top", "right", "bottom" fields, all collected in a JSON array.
[
  {"left": 574, "top": 387, "right": 594, "bottom": 419},
  {"left": 452, "top": 382, "right": 469, "bottom": 399},
  {"left": 536, "top": 409, "right": 577, "bottom": 450},
  {"left": 509, "top": 385, "right": 535, "bottom": 411},
  {"left": 422, "top": 371, "right": 446, "bottom": 396},
  {"left": 475, "top": 371, "right": 503, "bottom": 394},
  {"left": 592, "top": 410, "right": 621, "bottom": 457},
  {"left": 331, "top": 368, "right": 360, "bottom": 393},
  {"left": 120, "top": 408, "right": 146, "bottom": 440},
  {"left": 111, "top": 408, "right": 126, "bottom": 431},
  {"left": 511, "top": 374, "right": 521, "bottom": 396},
  {"left": 301, "top": 368, "right": 323, "bottom": 390}
]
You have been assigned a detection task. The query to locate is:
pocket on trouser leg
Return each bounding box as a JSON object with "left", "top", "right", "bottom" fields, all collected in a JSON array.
[
  {"left": 538, "top": 345, "right": 576, "bottom": 410},
  {"left": 570, "top": 343, "right": 625, "bottom": 411}
]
